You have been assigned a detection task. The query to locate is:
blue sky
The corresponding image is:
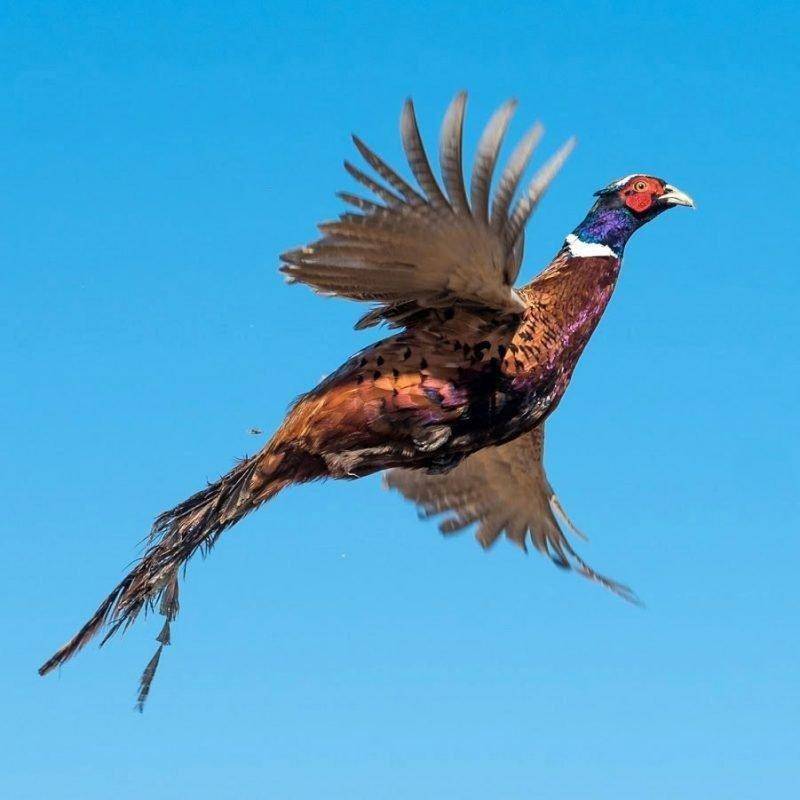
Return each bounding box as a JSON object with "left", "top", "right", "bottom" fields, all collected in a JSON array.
[{"left": 3, "top": 2, "right": 799, "bottom": 798}]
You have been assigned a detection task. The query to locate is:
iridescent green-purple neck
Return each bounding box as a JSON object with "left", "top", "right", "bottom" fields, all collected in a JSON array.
[{"left": 571, "top": 205, "right": 642, "bottom": 257}]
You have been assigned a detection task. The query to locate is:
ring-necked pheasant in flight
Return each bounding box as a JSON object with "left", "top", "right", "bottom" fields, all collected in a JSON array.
[{"left": 39, "top": 93, "right": 694, "bottom": 707}]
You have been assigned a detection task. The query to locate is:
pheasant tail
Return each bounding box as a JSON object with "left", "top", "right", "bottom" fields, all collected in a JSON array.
[{"left": 38, "top": 447, "right": 294, "bottom": 697}]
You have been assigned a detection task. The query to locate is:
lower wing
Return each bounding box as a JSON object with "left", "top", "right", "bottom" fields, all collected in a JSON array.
[{"left": 385, "top": 425, "right": 639, "bottom": 603}]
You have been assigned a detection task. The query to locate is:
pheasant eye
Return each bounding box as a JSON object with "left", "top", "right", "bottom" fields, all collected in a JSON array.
[{"left": 633, "top": 180, "right": 648, "bottom": 192}]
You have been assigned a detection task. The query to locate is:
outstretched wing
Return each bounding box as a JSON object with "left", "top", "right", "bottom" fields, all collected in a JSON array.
[
  {"left": 281, "top": 93, "right": 575, "bottom": 328},
  {"left": 385, "top": 426, "right": 639, "bottom": 603}
]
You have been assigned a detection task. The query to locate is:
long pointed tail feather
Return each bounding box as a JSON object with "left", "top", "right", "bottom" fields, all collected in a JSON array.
[{"left": 38, "top": 448, "right": 294, "bottom": 704}]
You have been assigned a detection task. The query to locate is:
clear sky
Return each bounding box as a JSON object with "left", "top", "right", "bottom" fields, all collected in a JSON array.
[{"left": 3, "top": 2, "right": 799, "bottom": 798}]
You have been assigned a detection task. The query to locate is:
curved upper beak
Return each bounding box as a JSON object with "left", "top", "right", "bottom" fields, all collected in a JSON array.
[{"left": 658, "top": 184, "right": 695, "bottom": 208}]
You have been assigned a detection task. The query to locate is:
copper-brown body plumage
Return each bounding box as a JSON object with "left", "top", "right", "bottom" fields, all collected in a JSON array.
[
  {"left": 273, "top": 251, "right": 620, "bottom": 479},
  {"left": 39, "top": 93, "right": 693, "bottom": 706}
]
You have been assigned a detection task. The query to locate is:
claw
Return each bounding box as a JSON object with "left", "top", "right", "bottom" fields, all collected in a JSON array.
[{"left": 549, "top": 492, "right": 588, "bottom": 541}]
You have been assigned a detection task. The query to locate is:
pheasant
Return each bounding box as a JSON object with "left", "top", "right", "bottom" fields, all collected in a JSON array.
[{"left": 39, "top": 93, "right": 693, "bottom": 706}]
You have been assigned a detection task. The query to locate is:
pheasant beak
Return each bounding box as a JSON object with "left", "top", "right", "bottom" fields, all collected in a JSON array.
[{"left": 658, "top": 184, "right": 695, "bottom": 209}]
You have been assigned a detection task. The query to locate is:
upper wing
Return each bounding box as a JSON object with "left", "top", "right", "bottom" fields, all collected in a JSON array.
[
  {"left": 281, "top": 93, "right": 575, "bottom": 327},
  {"left": 385, "top": 426, "right": 639, "bottom": 603}
]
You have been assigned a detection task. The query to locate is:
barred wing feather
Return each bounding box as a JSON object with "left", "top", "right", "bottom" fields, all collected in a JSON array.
[
  {"left": 385, "top": 426, "right": 639, "bottom": 604},
  {"left": 281, "top": 93, "right": 575, "bottom": 328}
]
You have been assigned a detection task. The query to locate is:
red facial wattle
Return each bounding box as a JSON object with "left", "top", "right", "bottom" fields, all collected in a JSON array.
[
  {"left": 625, "top": 192, "right": 653, "bottom": 213},
  {"left": 621, "top": 176, "right": 666, "bottom": 214}
]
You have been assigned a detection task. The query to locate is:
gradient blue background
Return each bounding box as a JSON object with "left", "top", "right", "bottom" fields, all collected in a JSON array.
[{"left": 3, "top": 2, "right": 798, "bottom": 797}]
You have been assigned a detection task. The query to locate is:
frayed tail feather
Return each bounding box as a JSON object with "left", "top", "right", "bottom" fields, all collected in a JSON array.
[
  {"left": 135, "top": 574, "right": 179, "bottom": 711},
  {"left": 37, "top": 582, "right": 129, "bottom": 677},
  {"left": 38, "top": 452, "right": 287, "bottom": 707}
]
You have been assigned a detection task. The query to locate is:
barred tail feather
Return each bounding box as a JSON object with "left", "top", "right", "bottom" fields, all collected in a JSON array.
[{"left": 38, "top": 448, "right": 293, "bottom": 704}]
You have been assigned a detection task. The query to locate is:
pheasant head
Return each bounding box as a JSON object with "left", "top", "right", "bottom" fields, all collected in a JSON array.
[{"left": 569, "top": 174, "right": 694, "bottom": 257}]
